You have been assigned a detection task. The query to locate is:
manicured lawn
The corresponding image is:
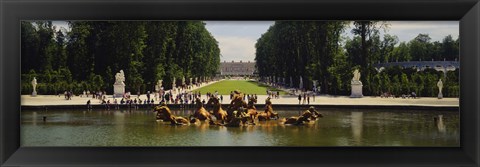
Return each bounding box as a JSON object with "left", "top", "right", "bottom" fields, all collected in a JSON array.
[{"left": 192, "top": 80, "right": 287, "bottom": 95}]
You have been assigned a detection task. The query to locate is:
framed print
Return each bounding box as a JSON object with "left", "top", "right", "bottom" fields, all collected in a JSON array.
[{"left": 1, "top": 0, "right": 479, "bottom": 166}]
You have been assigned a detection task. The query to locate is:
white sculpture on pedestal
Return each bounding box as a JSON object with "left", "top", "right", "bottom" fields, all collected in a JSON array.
[
  {"left": 155, "top": 80, "right": 163, "bottom": 92},
  {"left": 189, "top": 78, "right": 192, "bottom": 85},
  {"left": 350, "top": 69, "right": 363, "bottom": 98},
  {"left": 31, "top": 77, "right": 37, "bottom": 96},
  {"left": 172, "top": 78, "right": 176, "bottom": 89},
  {"left": 113, "top": 70, "right": 125, "bottom": 97},
  {"left": 437, "top": 79, "right": 443, "bottom": 99},
  {"left": 299, "top": 76, "right": 303, "bottom": 90}
]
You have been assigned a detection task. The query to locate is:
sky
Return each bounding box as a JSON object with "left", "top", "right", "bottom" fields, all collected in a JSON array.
[
  {"left": 52, "top": 21, "right": 459, "bottom": 62},
  {"left": 204, "top": 21, "right": 274, "bottom": 62}
]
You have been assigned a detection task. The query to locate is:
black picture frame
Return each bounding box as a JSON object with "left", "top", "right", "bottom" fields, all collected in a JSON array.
[{"left": 1, "top": 0, "right": 479, "bottom": 166}]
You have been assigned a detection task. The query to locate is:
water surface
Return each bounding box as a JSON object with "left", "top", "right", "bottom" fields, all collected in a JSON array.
[{"left": 21, "top": 107, "right": 459, "bottom": 147}]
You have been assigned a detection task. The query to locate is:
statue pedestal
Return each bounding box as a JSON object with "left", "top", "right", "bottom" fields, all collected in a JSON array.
[
  {"left": 113, "top": 83, "right": 125, "bottom": 98},
  {"left": 350, "top": 82, "right": 363, "bottom": 98},
  {"left": 438, "top": 92, "right": 443, "bottom": 99},
  {"left": 31, "top": 91, "right": 37, "bottom": 97}
]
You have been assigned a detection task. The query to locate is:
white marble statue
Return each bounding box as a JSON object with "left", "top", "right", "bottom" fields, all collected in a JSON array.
[
  {"left": 31, "top": 77, "right": 37, "bottom": 96},
  {"left": 352, "top": 69, "right": 361, "bottom": 82},
  {"left": 350, "top": 69, "right": 363, "bottom": 98},
  {"left": 299, "top": 76, "right": 303, "bottom": 90},
  {"left": 113, "top": 70, "right": 126, "bottom": 97},
  {"left": 437, "top": 79, "right": 443, "bottom": 93},
  {"left": 437, "top": 79, "right": 443, "bottom": 99},
  {"left": 172, "top": 78, "right": 176, "bottom": 88},
  {"left": 182, "top": 77, "right": 185, "bottom": 85},
  {"left": 189, "top": 78, "right": 192, "bottom": 85},
  {"left": 155, "top": 80, "right": 163, "bottom": 92},
  {"left": 115, "top": 70, "right": 125, "bottom": 85}
]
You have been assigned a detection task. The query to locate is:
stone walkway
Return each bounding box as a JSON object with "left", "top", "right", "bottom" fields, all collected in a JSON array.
[
  {"left": 22, "top": 80, "right": 222, "bottom": 106},
  {"left": 22, "top": 92, "right": 459, "bottom": 107}
]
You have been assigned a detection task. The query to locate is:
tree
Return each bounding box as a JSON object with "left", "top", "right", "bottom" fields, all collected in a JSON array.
[
  {"left": 91, "top": 74, "right": 104, "bottom": 92},
  {"left": 441, "top": 35, "right": 459, "bottom": 61},
  {"left": 52, "top": 29, "right": 67, "bottom": 69},
  {"left": 351, "top": 21, "right": 386, "bottom": 95},
  {"left": 379, "top": 34, "right": 399, "bottom": 62},
  {"left": 35, "top": 21, "right": 57, "bottom": 72},
  {"left": 409, "top": 34, "right": 432, "bottom": 61},
  {"left": 22, "top": 21, "right": 221, "bottom": 95},
  {"left": 142, "top": 21, "right": 177, "bottom": 90},
  {"left": 392, "top": 42, "right": 411, "bottom": 62},
  {"left": 255, "top": 21, "right": 347, "bottom": 93},
  {"left": 21, "top": 22, "right": 40, "bottom": 73},
  {"left": 66, "top": 21, "right": 94, "bottom": 81}
]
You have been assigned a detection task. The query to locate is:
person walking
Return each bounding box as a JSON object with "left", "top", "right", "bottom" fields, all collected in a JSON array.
[
  {"left": 298, "top": 94, "right": 302, "bottom": 105},
  {"left": 303, "top": 93, "right": 306, "bottom": 105},
  {"left": 307, "top": 95, "right": 310, "bottom": 105},
  {"left": 86, "top": 100, "right": 92, "bottom": 110},
  {"left": 147, "top": 91, "right": 151, "bottom": 102}
]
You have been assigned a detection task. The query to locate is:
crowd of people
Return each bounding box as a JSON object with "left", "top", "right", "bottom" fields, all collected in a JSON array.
[
  {"left": 266, "top": 89, "right": 280, "bottom": 99},
  {"left": 297, "top": 92, "right": 315, "bottom": 105},
  {"left": 78, "top": 78, "right": 428, "bottom": 111},
  {"left": 82, "top": 79, "right": 217, "bottom": 109},
  {"left": 63, "top": 90, "right": 109, "bottom": 101},
  {"left": 63, "top": 90, "right": 74, "bottom": 100},
  {"left": 380, "top": 92, "right": 417, "bottom": 99}
]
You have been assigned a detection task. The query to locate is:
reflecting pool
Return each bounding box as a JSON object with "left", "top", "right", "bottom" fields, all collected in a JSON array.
[{"left": 21, "top": 107, "right": 459, "bottom": 146}]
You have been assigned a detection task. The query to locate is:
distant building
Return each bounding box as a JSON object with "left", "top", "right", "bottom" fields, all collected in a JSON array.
[{"left": 219, "top": 60, "right": 256, "bottom": 76}]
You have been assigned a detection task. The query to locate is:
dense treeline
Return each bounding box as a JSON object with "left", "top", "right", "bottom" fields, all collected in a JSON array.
[
  {"left": 256, "top": 21, "right": 347, "bottom": 93},
  {"left": 21, "top": 21, "right": 220, "bottom": 95},
  {"left": 255, "top": 21, "right": 459, "bottom": 97}
]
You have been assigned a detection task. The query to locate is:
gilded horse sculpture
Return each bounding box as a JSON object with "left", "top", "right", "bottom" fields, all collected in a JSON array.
[
  {"left": 257, "top": 97, "right": 279, "bottom": 121},
  {"left": 154, "top": 103, "right": 189, "bottom": 125},
  {"left": 284, "top": 106, "right": 323, "bottom": 125},
  {"left": 226, "top": 90, "right": 248, "bottom": 121},
  {"left": 207, "top": 96, "right": 228, "bottom": 124},
  {"left": 190, "top": 98, "right": 213, "bottom": 123},
  {"left": 245, "top": 97, "right": 258, "bottom": 125}
]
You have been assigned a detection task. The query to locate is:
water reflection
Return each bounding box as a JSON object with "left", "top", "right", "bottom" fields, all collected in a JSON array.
[
  {"left": 434, "top": 115, "right": 446, "bottom": 133},
  {"left": 32, "top": 112, "right": 37, "bottom": 125},
  {"left": 21, "top": 108, "right": 460, "bottom": 147},
  {"left": 351, "top": 112, "right": 363, "bottom": 145},
  {"left": 113, "top": 111, "right": 126, "bottom": 140}
]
